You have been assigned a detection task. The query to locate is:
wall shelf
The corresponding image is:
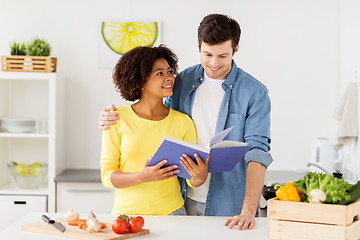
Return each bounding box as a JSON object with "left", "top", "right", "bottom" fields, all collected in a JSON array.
[
  {"left": 0, "top": 72, "right": 65, "bottom": 212},
  {"left": 0, "top": 133, "right": 49, "bottom": 138}
]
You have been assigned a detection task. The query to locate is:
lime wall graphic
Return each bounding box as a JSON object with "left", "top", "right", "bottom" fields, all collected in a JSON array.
[{"left": 99, "top": 21, "right": 161, "bottom": 68}]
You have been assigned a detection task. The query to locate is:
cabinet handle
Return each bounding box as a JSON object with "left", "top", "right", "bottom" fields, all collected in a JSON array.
[
  {"left": 14, "top": 201, "right": 27, "bottom": 205},
  {"left": 66, "top": 189, "right": 111, "bottom": 193}
]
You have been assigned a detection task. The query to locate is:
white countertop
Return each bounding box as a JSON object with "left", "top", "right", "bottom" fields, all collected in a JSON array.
[{"left": 0, "top": 212, "right": 269, "bottom": 240}]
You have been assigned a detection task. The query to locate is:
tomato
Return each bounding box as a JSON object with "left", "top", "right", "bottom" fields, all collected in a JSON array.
[
  {"left": 118, "top": 214, "right": 130, "bottom": 224},
  {"left": 112, "top": 218, "right": 127, "bottom": 234},
  {"left": 128, "top": 216, "right": 144, "bottom": 233}
]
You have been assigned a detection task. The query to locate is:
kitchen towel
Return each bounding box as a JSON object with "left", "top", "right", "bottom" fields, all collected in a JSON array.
[{"left": 334, "top": 82, "right": 358, "bottom": 150}]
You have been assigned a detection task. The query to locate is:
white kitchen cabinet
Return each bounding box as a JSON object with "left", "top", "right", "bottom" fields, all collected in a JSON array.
[
  {"left": 0, "top": 195, "right": 47, "bottom": 231},
  {"left": 0, "top": 72, "right": 65, "bottom": 213},
  {"left": 56, "top": 182, "right": 114, "bottom": 214}
]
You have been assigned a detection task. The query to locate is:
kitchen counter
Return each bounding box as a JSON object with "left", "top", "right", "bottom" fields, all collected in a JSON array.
[
  {"left": 54, "top": 169, "right": 101, "bottom": 182},
  {"left": 0, "top": 212, "right": 269, "bottom": 240}
]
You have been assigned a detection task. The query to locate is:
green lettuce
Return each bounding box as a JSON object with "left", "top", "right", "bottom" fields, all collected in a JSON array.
[{"left": 293, "top": 172, "right": 351, "bottom": 203}]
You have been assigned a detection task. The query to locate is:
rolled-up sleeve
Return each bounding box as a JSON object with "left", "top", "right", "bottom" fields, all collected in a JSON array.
[{"left": 244, "top": 88, "right": 273, "bottom": 168}]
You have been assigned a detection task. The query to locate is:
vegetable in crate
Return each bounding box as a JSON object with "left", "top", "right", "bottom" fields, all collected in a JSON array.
[
  {"left": 274, "top": 183, "right": 301, "bottom": 202},
  {"left": 337, "top": 181, "right": 360, "bottom": 205},
  {"left": 293, "top": 172, "right": 351, "bottom": 203}
]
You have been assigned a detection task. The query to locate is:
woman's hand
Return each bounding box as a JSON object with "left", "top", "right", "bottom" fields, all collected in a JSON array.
[
  {"left": 139, "top": 157, "right": 180, "bottom": 183},
  {"left": 180, "top": 153, "right": 209, "bottom": 187},
  {"left": 98, "top": 104, "right": 119, "bottom": 130}
]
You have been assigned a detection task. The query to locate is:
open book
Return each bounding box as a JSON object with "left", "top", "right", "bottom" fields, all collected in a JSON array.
[{"left": 147, "top": 127, "right": 251, "bottom": 179}]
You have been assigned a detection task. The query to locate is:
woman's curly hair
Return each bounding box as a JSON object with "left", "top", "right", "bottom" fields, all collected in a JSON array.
[{"left": 113, "top": 44, "right": 179, "bottom": 101}]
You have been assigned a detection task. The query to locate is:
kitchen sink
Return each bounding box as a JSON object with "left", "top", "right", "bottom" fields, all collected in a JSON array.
[{"left": 260, "top": 170, "right": 306, "bottom": 212}]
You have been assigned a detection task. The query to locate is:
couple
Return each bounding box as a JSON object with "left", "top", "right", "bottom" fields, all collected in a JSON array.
[{"left": 99, "top": 13, "right": 273, "bottom": 231}]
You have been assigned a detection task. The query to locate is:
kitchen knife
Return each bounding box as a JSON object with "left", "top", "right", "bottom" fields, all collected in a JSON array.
[{"left": 41, "top": 215, "right": 66, "bottom": 233}]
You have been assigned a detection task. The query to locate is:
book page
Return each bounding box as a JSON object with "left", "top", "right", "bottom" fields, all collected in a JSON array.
[
  {"left": 209, "top": 126, "right": 234, "bottom": 147},
  {"left": 164, "top": 136, "right": 209, "bottom": 153},
  {"left": 211, "top": 140, "right": 248, "bottom": 148}
]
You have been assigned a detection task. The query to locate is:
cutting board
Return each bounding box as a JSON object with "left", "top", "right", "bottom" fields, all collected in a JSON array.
[{"left": 21, "top": 218, "right": 150, "bottom": 240}]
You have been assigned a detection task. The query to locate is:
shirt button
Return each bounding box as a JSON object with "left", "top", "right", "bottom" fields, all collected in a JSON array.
[
  {"left": 192, "top": 85, "right": 195, "bottom": 88},
  {"left": 230, "top": 85, "right": 233, "bottom": 89}
]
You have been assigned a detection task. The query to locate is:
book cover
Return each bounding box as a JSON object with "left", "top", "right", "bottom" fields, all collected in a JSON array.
[{"left": 147, "top": 127, "right": 251, "bottom": 179}]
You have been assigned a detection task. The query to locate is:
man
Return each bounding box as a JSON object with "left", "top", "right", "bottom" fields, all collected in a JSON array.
[{"left": 98, "top": 13, "right": 272, "bottom": 230}]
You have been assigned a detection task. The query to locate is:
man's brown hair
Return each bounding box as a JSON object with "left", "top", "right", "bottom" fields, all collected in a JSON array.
[{"left": 198, "top": 14, "right": 241, "bottom": 53}]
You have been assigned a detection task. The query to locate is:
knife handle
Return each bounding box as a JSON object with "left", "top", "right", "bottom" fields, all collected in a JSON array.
[{"left": 42, "top": 215, "right": 54, "bottom": 224}]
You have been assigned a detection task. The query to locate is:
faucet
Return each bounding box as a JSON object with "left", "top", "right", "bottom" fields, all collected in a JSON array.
[{"left": 306, "top": 162, "right": 331, "bottom": 174}]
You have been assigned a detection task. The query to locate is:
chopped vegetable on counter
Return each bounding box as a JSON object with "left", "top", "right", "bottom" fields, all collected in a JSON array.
[
  {"left": 293, "top": 172, "right": 352, "bottom": 204},
  {"left": 67, "top": 218, "right": 87, "bottom": 226},
  {"left": 274, "top": 183, "right": 301, "bottom": 202}
]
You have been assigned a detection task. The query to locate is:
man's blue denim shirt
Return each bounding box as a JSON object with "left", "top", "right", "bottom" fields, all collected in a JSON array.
[{"left": 165, "top": 61, "right": 273, "bottom": 216}]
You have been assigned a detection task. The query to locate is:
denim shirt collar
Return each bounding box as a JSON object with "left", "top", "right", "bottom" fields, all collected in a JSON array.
[{"left": 223, "top": 61, "right": 238, "bottom": 90}]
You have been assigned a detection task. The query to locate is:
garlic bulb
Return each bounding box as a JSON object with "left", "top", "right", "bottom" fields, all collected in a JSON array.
[
  {"left": 86, "top": 209, "right": 102, "bottom": 232},
  {"left": 310, "top": 189, "right": 326, "bottom": 203},
  {"left": 64, "top": 209, "right": 79, "bottom": 222}
]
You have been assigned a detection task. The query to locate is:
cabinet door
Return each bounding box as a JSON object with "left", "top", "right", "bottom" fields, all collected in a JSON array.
[
  {"left": 0, "top": 195, "right": 47, "bottom": 231},
  {"left": 56, "top": 182, "right": 114, "bottom": 214}
]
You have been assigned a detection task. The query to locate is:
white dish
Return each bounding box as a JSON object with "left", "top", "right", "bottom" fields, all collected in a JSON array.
[
  {"left": 1, "top": 118, "right": 36, "bottom": 127},
  {"left": 5, "top": 126, "right": 35, "bottom": 133},
  {"left": 0, "top": 118, "right": 36, "bottom": 133}
]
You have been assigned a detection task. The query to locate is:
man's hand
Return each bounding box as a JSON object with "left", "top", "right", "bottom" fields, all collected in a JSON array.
[
  {"left": 98, "top": 104, "right": 119, "bottom": 130},
  {"left": 224, "top": 161, "right": 265, "bottom": 230},
  {"left": 224, "top": 212, "right": 255, "bottom": 230}
]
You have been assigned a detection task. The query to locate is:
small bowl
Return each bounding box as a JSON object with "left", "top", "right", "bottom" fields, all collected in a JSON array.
[{"left": 7, "top": 162, "right": 48, "bottom": 189}]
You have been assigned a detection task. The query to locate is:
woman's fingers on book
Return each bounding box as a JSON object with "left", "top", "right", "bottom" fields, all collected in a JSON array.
[
  {"left": 203, "top": 155, "right": 210, "bottom": 165},
  {"left": 181, "top": 154, "right": 195, "bottom": 168}
]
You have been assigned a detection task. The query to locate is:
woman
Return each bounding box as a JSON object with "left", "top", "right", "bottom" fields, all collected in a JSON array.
[{"left": 100, "top": 45, "right": 209, "bottom": 215}]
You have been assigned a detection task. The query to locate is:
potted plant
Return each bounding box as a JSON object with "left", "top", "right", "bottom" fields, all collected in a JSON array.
[
  {"left": 10, "top": 41, "right": 27, "bottom": 56},
  {"left": 2, "top": 37, "right": 57, "bottom": 72},
  {"left": 26, "top": 38, "right": 52, "bottom": 56}
]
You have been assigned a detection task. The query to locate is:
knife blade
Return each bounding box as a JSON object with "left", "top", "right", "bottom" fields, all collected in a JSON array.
[{"left": 41, "top": 215, "right": 66, "bottom": 233}]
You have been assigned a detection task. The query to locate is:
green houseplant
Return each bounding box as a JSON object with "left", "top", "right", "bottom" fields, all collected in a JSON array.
[
  {"left": 10, "top": 41, "right": 27, "bottom": 55},
  {"left": 26, "top": 38, "right": 52, "bottom": 56},
  {"left": 3, "top": 37, "right": 56, "bottom": 72}
]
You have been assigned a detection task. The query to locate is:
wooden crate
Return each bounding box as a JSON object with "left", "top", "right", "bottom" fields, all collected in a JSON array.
[
  {"left": 267, "top": 198, "right": 360, "bottom": 240},
  {"left": 1, "top": 56, "right": 57, "bottom": 73}
]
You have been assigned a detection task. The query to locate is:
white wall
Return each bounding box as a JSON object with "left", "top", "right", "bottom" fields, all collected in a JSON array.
[
  {"left": 339, "top": 0, "right": 360, "bottom": 179},
  {"left": 0, "top": 0, "right": 342, "bottom": 171}
]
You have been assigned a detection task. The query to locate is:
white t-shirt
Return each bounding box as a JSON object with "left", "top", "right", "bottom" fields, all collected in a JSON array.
[{"left": 186, "top": 72, "right": 225, "bottom": 202}]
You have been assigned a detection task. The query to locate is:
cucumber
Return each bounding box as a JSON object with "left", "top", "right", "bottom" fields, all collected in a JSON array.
[{"left": 336, "top": 181, "right": 360, "bottom": 205}]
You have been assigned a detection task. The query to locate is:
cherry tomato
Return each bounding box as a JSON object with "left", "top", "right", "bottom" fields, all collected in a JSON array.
[
  {"left": 128, "top": 216, "right": 144, "bottom": 233},
  {"left": 135, "top": 216, "right": 144, "bottom": 225},
  {"left": 112, "top": 218, "right": 127, "bottom": 234},
  {"left": 118, "top": 214, "right": 130, "bottom": 224}
]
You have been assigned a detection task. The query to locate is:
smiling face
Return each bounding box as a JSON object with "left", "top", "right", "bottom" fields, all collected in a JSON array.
[
  {"left": 199, "top": 40, "right": 238, "bottom": 80},
  {"left": 141, "top": 57, "right": 175, "bottom": 99}
]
